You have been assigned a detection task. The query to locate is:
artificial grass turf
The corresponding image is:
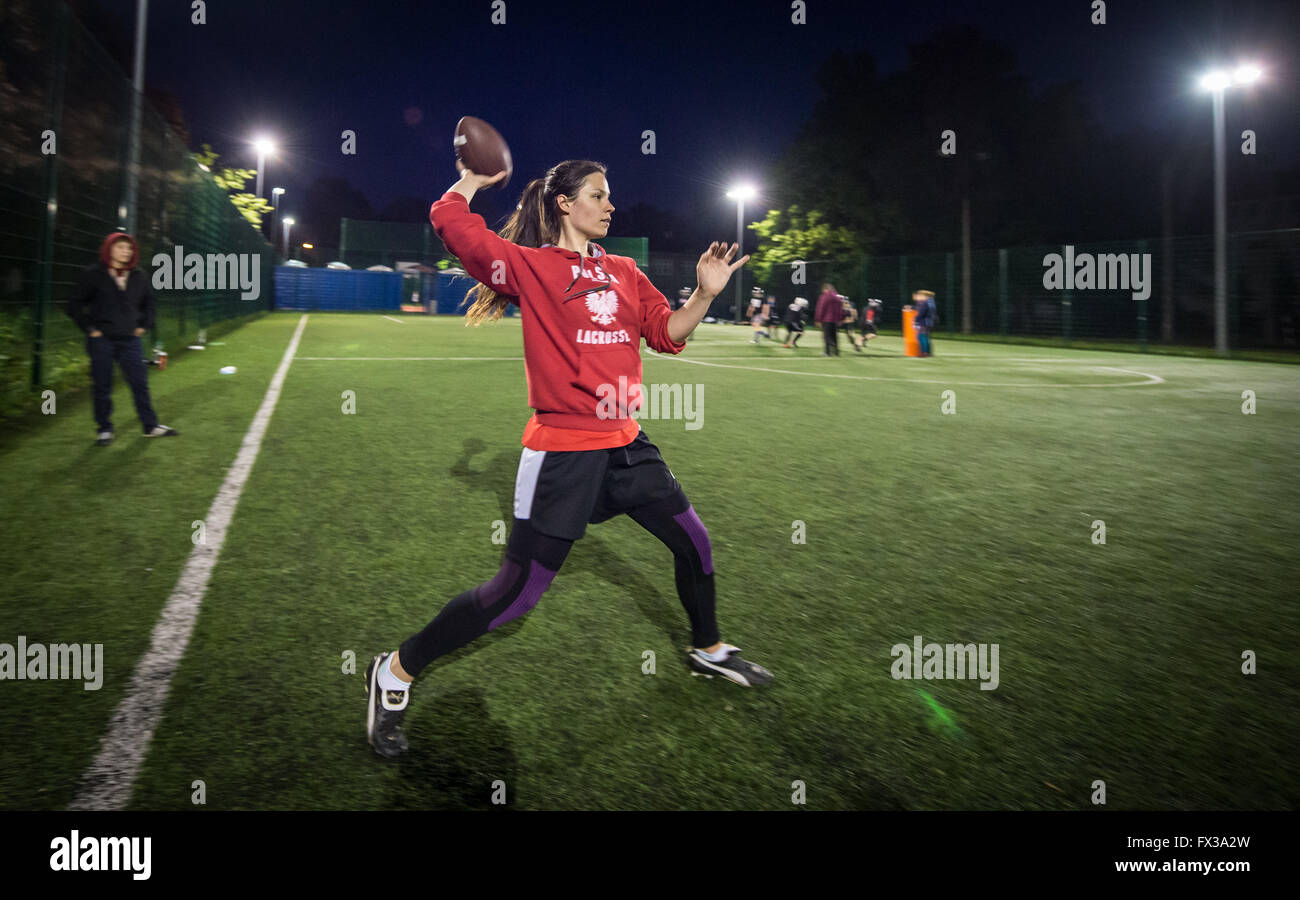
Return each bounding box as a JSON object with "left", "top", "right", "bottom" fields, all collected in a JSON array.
[{"left": 3, "top": 313, "right": 1297, "bottom": 809}]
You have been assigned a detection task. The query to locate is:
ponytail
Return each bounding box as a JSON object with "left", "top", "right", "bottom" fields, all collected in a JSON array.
[{"left": 462, "top": 159, "right": 607, "bottom": 326}]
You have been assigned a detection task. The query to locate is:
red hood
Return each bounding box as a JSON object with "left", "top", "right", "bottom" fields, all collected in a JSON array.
[{"left": 99, "top": 232, "right": 139, "bottom": 274}]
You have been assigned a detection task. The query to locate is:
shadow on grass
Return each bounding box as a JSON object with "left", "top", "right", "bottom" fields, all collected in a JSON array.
[{"left": 390, "top": 684, "right": 518, "bottom": 810}]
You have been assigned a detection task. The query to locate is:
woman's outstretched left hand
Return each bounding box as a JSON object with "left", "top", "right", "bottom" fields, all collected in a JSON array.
[{"left": 696, "top": 242, "right": 749, "bottom": 298}]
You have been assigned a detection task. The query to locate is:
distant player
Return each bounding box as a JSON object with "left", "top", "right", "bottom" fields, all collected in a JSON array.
[
  {"left": 815, "top": 282, "right": 842, "bottom": 356},
  {"left": 783, "top": 296, "right": 808, "bottom": 347},
  {"left": 857, "top": 298, "right": 881, "bottom": 350},
  {"left": 748, "top": 285, "right": 772, "bottom": 342},
  {"left": 765, "top": 293, "right": 781, "bottom": 332},
  {"left": 913, "top": 289, "right": 937, "bottom": 356},
  {"left": 840, "top": 296, "right": 860, "bottom": 352}
]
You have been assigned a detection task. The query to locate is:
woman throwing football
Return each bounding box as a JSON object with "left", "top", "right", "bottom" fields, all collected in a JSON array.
[{"left": 365, "top": 159, "right": 773, "bottom": 758}]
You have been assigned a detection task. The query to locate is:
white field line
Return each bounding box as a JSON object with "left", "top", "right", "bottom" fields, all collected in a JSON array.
[
  {"left": 381, "top": 315, "right": 406, "bottom": 324},
  {"left": 299, "top": 352, "right": 1163, "bottom": 387},
  {"left": 645, "top": 353, "right": 1165, "bottom": 387},
  {"left": 68, "top": 314, "right": 311, "bottom": 811},
  {"left": 295, "top": 356, "right": 523, "bottom": 361}
]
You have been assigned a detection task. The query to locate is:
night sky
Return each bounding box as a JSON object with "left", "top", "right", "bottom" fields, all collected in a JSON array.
[{"left": 87, "top": 0, "right": 1298, "bottom": 241}]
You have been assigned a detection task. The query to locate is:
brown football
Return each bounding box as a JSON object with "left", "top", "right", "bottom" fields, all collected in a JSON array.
[{"left": 454, "top": 116, "right": 513, "bottom": 189}]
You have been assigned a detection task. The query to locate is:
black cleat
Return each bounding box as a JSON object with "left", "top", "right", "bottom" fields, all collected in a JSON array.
[
  {"left": 96, "top": 430, "right": 114, "bottom": 446},
  {"left": 144, "top": 425, "right": 180, "bottom": 437},
  {"left": 686, "top": 645, "right": 774, "bottom": 687},
  {"left": 365, "top": 653, "right": 410, "bottom": 758}
]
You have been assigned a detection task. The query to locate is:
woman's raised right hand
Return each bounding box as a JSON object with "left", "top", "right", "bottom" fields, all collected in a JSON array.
[{"left": 455, "top": 159, "right": 508, "bottom": 190}]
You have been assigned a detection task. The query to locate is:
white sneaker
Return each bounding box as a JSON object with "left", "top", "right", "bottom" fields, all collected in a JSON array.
[{"left": 145, "top": 425, "right": 180, "bottom": 437}]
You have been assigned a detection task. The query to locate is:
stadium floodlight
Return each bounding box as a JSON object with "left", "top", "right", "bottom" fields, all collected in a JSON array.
[
  {"left": 1233, "top": 64, "right": 1262, "bottom": 85},
  {"left": 251, "top": 136, "right": 275, "bottom": 199},
  {"left": 282, "top": 216, "right": 295, "bottom": 260},
  {"left": 1197, "top": 62, "right": 1263, "bottom": 356},
  {"left": 1198, "top": 70, "right": 1232, "bottom": 92},
  {"left": 725, "top": 183, "right": 759, "bottom": 322}
]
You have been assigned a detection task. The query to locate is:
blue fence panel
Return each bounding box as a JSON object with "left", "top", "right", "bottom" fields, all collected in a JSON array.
[
  {"left": 434, "top": 271, "right": 514, "bottom": 316},
  {"left": 274, "top": 267, "right": 404, "bottom": 311}
]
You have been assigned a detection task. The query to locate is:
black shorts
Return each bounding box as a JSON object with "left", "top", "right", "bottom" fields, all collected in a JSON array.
[
  {"left": 860, "top": 322, "right": 877, "bottom": 335},
  {"left": 513, "top": 429, "right": 682, "bottom": 541}
]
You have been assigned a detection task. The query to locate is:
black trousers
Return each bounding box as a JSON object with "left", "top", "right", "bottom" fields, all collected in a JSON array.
[
  {"left": 87, "top": 334, "right": 158, "bottom": 434},
  {"left": 398, "top": 435, "right": 721, "bottom": 677},
  {"left": 822, "top": 323, "right": 839, "bottom": 355}
]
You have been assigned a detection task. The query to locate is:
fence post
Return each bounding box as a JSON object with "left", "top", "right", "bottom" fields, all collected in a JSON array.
[
  {"left": 1062, "top": 289, "right": 1073, "bottom": 343},
  {"left": 998, "top": 248, "right": 1008, "bottom": 336},
  {"left": 32, "top": 2, "right": 70, "bottom": 389},
  {"left": 945, "top": 252, "right": 954, "bottom": 332},
  {"left": 1137, "top": 239, "right": 1149, "bottom": 351},
  {"left": 1229, "top": 233, "right": 1241, "bottom": 351}
]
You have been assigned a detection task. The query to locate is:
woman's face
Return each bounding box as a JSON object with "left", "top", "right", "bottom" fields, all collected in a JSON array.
[
  {"left": 110, "top": 240, "right": 133, "bottom": 265},
  {"left": 560, "top": 173, "right": 614, "bottom": 240}
]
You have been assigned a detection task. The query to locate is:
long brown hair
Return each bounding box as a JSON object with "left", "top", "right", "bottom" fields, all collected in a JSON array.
[{"left": 462, "top": 159, "right": 607, "bottom": 325}]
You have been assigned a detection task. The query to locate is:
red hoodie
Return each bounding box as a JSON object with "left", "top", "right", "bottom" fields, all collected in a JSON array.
[{"left": 430, "top": 191, "right": 686, "bottom": 450}]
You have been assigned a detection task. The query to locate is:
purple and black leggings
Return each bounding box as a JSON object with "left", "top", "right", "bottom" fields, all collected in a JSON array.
[{"left": 397, "top": 489, "right": 719, "bottom": 677}]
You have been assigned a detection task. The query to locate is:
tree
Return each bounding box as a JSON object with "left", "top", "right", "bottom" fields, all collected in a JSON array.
[
  {"left": 194, "top": 143, "right": 272, "bottom": 228},
  {"left": 747, "top": 205, "right": 866, "bottom": 292},
  {"left": 770, "top": 26, "right": 1122, "bottom": 253}
]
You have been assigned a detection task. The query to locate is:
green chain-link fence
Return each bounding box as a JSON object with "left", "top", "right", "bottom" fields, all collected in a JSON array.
[
  {"left": 840, "top": 231, "right": 1298, "bottom": 350},
  {"left": 0, "top": 0, "right": 274, "bottom": 420},
  {"left": 643, "top": 229, "right": 1299, "bottom": 352},
  {"left": 339, "top": 219, "right": 440, "bottom": 270}
]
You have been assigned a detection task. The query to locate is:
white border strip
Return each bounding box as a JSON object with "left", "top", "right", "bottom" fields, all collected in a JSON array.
[{"left": 69, "top": 314, "right": 311, "bottom": 811}]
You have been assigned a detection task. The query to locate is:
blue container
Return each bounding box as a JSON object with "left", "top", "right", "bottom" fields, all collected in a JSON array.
[
  {"left": 434, "top": 271, "right": 514, "bottom": 316},
  {"left": 274, "top": 267, "right": 404, "bottom": 311}
]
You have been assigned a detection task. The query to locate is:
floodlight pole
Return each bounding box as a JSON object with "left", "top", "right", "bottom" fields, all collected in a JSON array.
[
  {"left": 734, "top": 197, "right": 744, "bottom": 323},
  {"left": 1211, "top": 86, "right": 1228, "bottom": 356},
  {"left": 120, "top": 0, "right": 148, "bottom": 233},
  {"left": 255, "top": 147, "right": 267, "bottom": 201}
]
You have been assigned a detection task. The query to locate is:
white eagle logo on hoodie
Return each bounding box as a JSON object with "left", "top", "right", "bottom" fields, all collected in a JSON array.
[{"left": 585, "top": 289, "right": 619, "bottom": 326}]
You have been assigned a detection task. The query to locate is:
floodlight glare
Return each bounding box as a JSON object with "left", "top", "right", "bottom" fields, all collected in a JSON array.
[
  {"left": 1199, "top": 70, "right": 1231, "bottom": 92},
  {"left": 1233, "top": 64, "right": 1262, "bottom": 85}
]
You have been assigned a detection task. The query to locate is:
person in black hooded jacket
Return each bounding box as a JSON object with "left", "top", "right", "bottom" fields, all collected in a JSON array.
[{"left": 66, "top": 232, "right": 179, "bottom": 445}]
